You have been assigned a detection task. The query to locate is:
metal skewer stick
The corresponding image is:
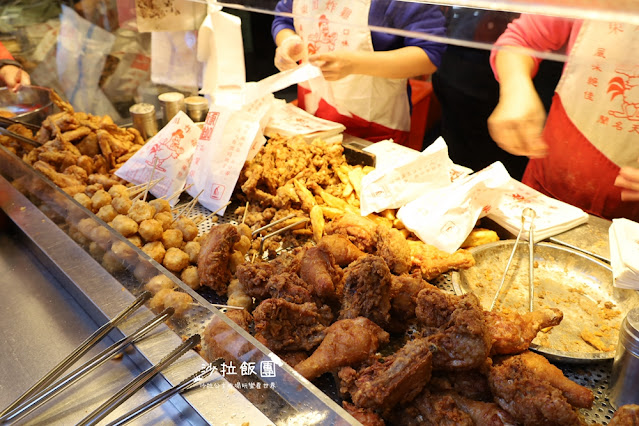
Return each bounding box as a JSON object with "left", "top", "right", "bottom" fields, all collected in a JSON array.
[
  {"left": 527, "top": 209, "right": 537, "bottom": 312},
  {"left": 104, "top": 364, "right": 219, "bottom": 426},
  {"left": 0, "top": 291, "right": 151, "bottom": 417},
  {"left": 0, "top": 308, "right": 175, "bottom": 424},
  {"left": 259, "top": 218, "right": 310, "bottom": 256},
  {"left": 142, "top": 158, "right": 159, "bottom": 202},
  {"left": 251, "top": 214, "right": 296, "bottom": 238},
  {"left": 77, "top": 334, "right": 202, "bottom": 426}
]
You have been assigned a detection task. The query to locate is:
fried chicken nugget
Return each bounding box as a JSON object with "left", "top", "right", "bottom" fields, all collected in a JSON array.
[
  {"left": 139, "top": 219, "right": 163, "bottom": 242},
  {"left": 162, "top": 229, "right": 183, "bottom": 249},
  {"left": 111, "top": 214, "right": 139, "bottom": 237},
  {"left": 142, "top": 241, "right": 166, "bottom": 264},
  {"left": 163, "top": 247, "right": 189, "bottom": 272}
]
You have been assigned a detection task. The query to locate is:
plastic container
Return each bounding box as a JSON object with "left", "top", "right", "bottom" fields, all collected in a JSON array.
[{"left": 608, "top": 306, "right": 639, "bottom": 409}]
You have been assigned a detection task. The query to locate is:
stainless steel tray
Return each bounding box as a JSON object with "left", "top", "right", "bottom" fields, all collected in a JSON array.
[{"left": 451, "top": 240, "right": 639, "bottom": 363}]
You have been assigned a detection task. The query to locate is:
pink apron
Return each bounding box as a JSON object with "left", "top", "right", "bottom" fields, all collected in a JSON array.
[
  {"left": 292, "top": 0, "right": 411, "bottom": 145},
  {"left": 524, "top": 20, "right": 639, "bottom": 220}
]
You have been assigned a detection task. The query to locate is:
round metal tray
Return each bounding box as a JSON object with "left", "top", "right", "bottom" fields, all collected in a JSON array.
[{"left": 451, "top": 240, "right": 639, "bottom": 363}]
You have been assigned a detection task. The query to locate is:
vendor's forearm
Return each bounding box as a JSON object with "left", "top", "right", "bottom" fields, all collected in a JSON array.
[
  {"left": 495, "top": 49, "right": 537, "bottom": 97},
  {"left": 352, "top": 47, "right": 436, "bottom": 79},
  {"left": 275, "top": 29, "right": 298, "bottom": 47}
]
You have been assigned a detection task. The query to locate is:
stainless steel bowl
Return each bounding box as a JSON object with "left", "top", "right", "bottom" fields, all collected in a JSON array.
[{"left": 0, "top": 85, "right": 53, "bottom": 126}]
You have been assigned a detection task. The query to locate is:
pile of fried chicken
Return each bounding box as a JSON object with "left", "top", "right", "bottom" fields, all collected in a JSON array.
[{"left": 194, "top": 210, "right": 637, "bottom": 426}]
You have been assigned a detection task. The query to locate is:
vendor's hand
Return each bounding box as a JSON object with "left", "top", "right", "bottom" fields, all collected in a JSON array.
[
  {"left": 615, "top": 161, "right": 639, "bottom": 201},
  {"left": 309, "top": 52, "right": 355, "bottom": 81},
  {"left": 487, "top": 81, "right": 548, "bottom": 159},
  {"left": 0, "top": 65, "right": 30, "bottom": 92},
  {"left": 274, "top": 34, "right": 306, "bottom": 72}
]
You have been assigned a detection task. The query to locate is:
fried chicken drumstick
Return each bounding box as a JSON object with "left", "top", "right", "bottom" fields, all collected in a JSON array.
[{"left": 485, "top": 308, "right": 564, "bottom": 355}]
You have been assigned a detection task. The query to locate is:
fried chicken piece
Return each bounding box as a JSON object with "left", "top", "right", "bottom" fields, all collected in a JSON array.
[
  {"left": 609, "top": 404, "right": 639, "bottom": 426},
  {"left": 488, "top": 354, "right": 586, "bottom": 426},
  {"left": 236, "top": 247, "right": 307, "bottom": 300},
  {"left": 76, "top": 132, "right": 100, "bottom": 156},
  {"left": 316, "top": 234, "right": 365, "bottom": 267},
  {"left": 446, "top": 392, "right": 516, "bottom": 426},
  {"left": 342, "top": 401, "right": 385, "bottom": 426},
  {"left": 325, "top": 213, "right": 378, "bottom": 252},
  {"left": 339, "top": 337, "right": 433, "bottom": 414},
  {"left": 408, "top": 240, "right": 475, "bottom": 280},
  {"left": 389, "top": 272, "right": 432, "bottom": 325},
  {"left": 429, "top": 369, "right": 493, "bottom": 402},
  {"left": 375, "top": 225, "right": 411, "bottom": 274},
  {"left": 300, "top": 246, "right": 343, "bottom": 301},
  {"left": 33, "top": 160, "right": 83, "bottom": 189},
  {"left": 295, "top": 317, "right": 389, "bottom": 380},
  {"left": 265, "top": 272, "right": 316, "bottom": 305},
  {"left": 393, "top": 390, "right": 474, "bottom": 426},
  {"left": 253, "top": 298, "right": 332, "bottom": 352},
  {"left": 515, "top": 351, "right": 593, "bottom": 408},
  {"left": 197, "top": 224, "right": 240, "bottom": 296},
  {"left": 339, "top": 255, "right": 392, "bottom": 328},
  {"left": 417, "top": 290, "right": 491, "bottom": 371},
  {"left": 485, "top": 308, "right": 563, "bottom": 355},
  {"left": 202, "top": 309, "right": 255, "bottom": 364}
]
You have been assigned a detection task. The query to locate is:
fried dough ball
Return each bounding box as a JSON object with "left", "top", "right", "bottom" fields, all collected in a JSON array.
[
  {"left": 139, "top": 219, "right": 163, "bottom": 242},
  {"left": 183, "top": 241, "right": 201, "bottom": 263},
  {"left": 229, "top": 250, "right": 245, "bottom": 273},
  {"left": 133, "top": 262, "right": 156, "bottom": 283},
  {"left": 149, "top": 288, "right": 192, "bottom": 317},
  {"left": 91, "top": 189, "right": 112, "bottom": 213},
  {"left": 108, "top": 184, "right": 129, "bottom": 199},
  {"left": 181, "top": 266, "right": 200, "bottom": 290},
  {"left": 149, "top": 198, "right": 171, "bottom": 214},
  {"left": 127, "top": 235, "right": 143, "bottom": 248},
  {"left": 227, "top": 278, "right": 252, "bottom": 310},
  {"left": 89, "top": 241, "right": 105, "bottom": 259},
  {"left": 112, "top": 196, "right": 132, "bottom": 215},
  {"left": 163, "top": 247, "right": 189, "bottom": 272},
  {"left": 162, "top": 229, "right": 183, "bottom": 249},
  {"left": 102, "top": 250, "right": 125, "bottom": 274},
  {"left": 237, "top": 223, "right": 252, "bottom": 239},
  {"left": 155, "top": 211, "right": 173, "bottom": 231},
  {"left": 111, "top": 214, "right": 139, "bottom": 237},
  {"left": 145, "top": 274, "right": 176, "bottom": 294},
  {"left": 142, "top": 241, "right": 166, "bottom": 264},
  {"left": 69, "top": 226, "right": 90, "bottom": 246},
  {"left": 89, "top": 225, "right": 113, "bottom": 250},
  {"left": 77, "top": 217, "right": 98, "bottom": 238},
  {"left": 234, "top": 235, "right": 251, "bottom": 256},
  {"left": 97, "top": 205, "right": 118, "bottom": 223},
  {"left": 73, "top": 193, "right": 92, "bottom": 210},
  {"left": 174, "top": 216, "right": 199, "bottom": 242},
  {"left": 128, "top": 200, "right": 156, "bottom": 223},
  {"left": 111, "top": 240, "right": 137, "bottom": 263}
]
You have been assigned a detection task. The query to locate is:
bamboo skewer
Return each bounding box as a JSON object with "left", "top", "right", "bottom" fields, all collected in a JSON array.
[
  {"left": 132, "top": 177, "right": 164, "bottom": 202},
  {"left": 143, "top": 158, "right": 159, "bottom": 202},
  {"left": 195, "top": 201, "right": 232, "bottom": 225}
]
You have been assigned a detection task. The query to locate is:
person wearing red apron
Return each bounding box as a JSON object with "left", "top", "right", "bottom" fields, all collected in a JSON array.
[
  {"left": 488, "top": 15, "right": 639, "bottom": 221},
  {"left": 0, "top": 42, "right": 30, "bottom": 92},
  {"left": 271, "top": 0, "right": 446, "bottom": 146}
]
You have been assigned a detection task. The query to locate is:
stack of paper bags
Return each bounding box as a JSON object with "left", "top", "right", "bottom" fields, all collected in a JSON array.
[
  {"left": 264, "top": 100, "right": 346, "bottom": 143},
  {"left": 609, "top": 218, "right": 639, "bottom": 289},
  {"left": 487, "top": 179, "right": 589, "bottom": 243}
]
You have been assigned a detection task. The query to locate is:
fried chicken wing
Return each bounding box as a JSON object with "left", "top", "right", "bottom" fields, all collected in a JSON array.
[
  {"left": 253, "top": 298, "right": 332, "bottom": 352},
  {"left": 237, "top": 247, "right": 307, "bottom": 300},
  {"left": 300, "top": 246, "right": 343, "bottom": 301},
  {"left": 265, "top": 272, "right": 316, "bottom": 305},
  {"left": 485, "top": 308, "right": 563, "bottom": 355},
  {"left": 488, "top": 354, "right": 586, "bottom": 426},
  {"left": 409, "top": 240, "right": 475, "bottom": 280},
  {"left": 295, "top": 317, "right": 389, "bottom": 380},
  {"left": 339, "top": 255, "right": 392, "bottom": 328},
  {"left": 325, "top": 213, "right": 378, "bottom": 252},
  {"left": 197, "top": 224, "right": 240, "bottom": 296},
  {"left": 316, "top": 234, "right": 365, "bottom": 267}
]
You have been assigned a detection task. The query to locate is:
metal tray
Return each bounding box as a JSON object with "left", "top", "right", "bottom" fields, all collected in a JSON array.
[{"left": 451, "top": 240, "right": 639, "bottom": 363}]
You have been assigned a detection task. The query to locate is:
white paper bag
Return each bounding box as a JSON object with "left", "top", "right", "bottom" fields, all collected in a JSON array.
[
  {"left": 116, "top": 111, "right": 201, "bottom": 203},
  {"left": 397, "top": 162, "right": 511, "bottom": 253},
  {"left": 151, "top": 30, "right": 201, "bottom": 88},
  {"left": 609, "top": 218, "right": 639, "bottom": 289}
]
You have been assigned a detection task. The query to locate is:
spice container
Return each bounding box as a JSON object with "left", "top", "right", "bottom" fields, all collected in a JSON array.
[
  {"left": 129, "top": 103, "right": 158, "bottom": 140},
  {"left": 158, "top": 92, "right": 185, "bottom": 125},
  {"left": 608, "top": 306, "right": 639, "bottom": 409},
  {"left": 184, "top": 96, "right": 209, "bottom": 123}
]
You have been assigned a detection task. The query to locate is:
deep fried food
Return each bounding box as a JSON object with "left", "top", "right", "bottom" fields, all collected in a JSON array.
[
  {"left": 609, "top": 404, "right": 639, "bottom": 426},
  {"left": 202, "top": 310, "right": 254, "bottom": 363},
  {"left": 253, "top": 298, "right": 332, "bottom": 352},
  {"left": 163, "top": 247, "right": 190, "bottom": 272},
  {"left": 237, "top": 247, "right": 306, "bottom": 300},
  {"left": 96, "top": 204, "right": 118, "bottom": 223},
  {"left": 154, "top": 211, "right": 173, "bottom": 230},
  {"left": 375, "top": 225, "right": 411, "bottom": 274},
  {"left": 138, "top": 219, "right": 163, "bottom": 242},
  {"left": 325, "top": 213, "right": 378, "bottom": 252},
  {"left": 174, "top": 216, "right": 199, "bottom": 241},
  {"left": 227, "top": 278, "right": 252, "bottom": 310},
  {"left": 393, "top": 390, "right": 474, "bottom": 426},
  {"left": 448, "top": 391, "right": 516, "bottom": 426},
  {"left": 161, "top": 228, "right": 183, "bottom": 249},
  {"left": 295, "top": 317, "right": 389, "bottom": 380},
  {"left": 265, "top": 272, "right": 316, "bottom": 305},
  {"left": 148, "top": 198, "right": 171, "bottom": 214},
  {"left": 339, "top": 337, "right": 433, "bottom": 414},
  {"left": 429, "top": 369, "right": 493, "bottom": 402},
  {"left": 485, "top": 308, "right": 564, "bottom": 355},
  {"left": 73, "top": 192, "right": 92, "bottom": 210},
  {"left": 316, "top": 234, "right": 365, "bottom": 267},
  {"left": 149, "top": 288, "right": 192, "bottom": 317},
  {"left": 197, "top": 223, "right": 240, "bottom": 296},
  {"left": 342, "top": 401, "right": 385, "bottom": 426},
  {"left": 108, "top": 184, "right": 129, "bottom": 199},
  {"left": 183, "top": 241, "right": 201, "bottom": 263},
  {"left": 111, "top": 196, "right": 132, "bottom": 215},
  {"left": 300, "top": 246, "right": 343, "bottom": 301},
  {"left": 128, "top": 200, "right": 156, "bottom": 223},
  {"left": 111, "top": 214, "right": 139, "bottom": 237},
  {"left": 339, "top": 255, "right": 392, "bottom": 328},
  {"left": 142, "top": 241, "right": 166, "bottom": 264},
  {"left": 145, "top": 274, "right": 175, "bottom": 294},
  {"left": 389, "top": 272, "right": 432, "bottom": 326},
  {"left": 180, "top": 265, "right": 200, "bottom": 290},
  {"left": 110, "top": 240, "right": 137, "bottom": 263},
  {"left": 408, "top": 240, "right": 475, "bottom": 280}
]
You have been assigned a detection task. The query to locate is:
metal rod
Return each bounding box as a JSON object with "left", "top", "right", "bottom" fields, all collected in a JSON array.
[
  {"left": 0, "top": 126, "right": 41, "bottom": 147},
  {"left": 77, "top": 334, "right": 201, "bottom": 426},
  {"left": 259, "top": 218, "right": 310, "bottom": 256},
  {"left": 490, "top": 214, "right": 527, "bottom": 312},
  {"left": 0, "top": 115, "right": 41, "bottom": 131},
  {"left": 526, "top": 208, "right": 537, "bottom": 312},
  {"left": 0, "top": 291, "right": 151, "bottom": 417},
  {"left": 0, "top": 308, "right": 174, "bottom": 424},
  {"left": 251, "top": 214, "right": 296, "bottom": 237},
  {"left": 548, "top": 237, "right": 611, "bottom": 264},
  {"left": 104, "top": 364, "right": 218, "bottom": 426}
]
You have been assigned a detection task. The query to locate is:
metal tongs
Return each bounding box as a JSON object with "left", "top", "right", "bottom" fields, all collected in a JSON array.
[{"left": 490, "top": 208, "right": 537, "bottom": 312}]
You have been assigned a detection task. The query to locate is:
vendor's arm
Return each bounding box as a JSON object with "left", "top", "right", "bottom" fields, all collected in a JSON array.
[
  {"left": 0, "top": 42, "right": 30, "bottom": 92},
  {"left": 272, "top": 0, "right": 306, "bottom": 71},
  {"left": 615, "top": 162, "right": 639, "bottom": 201}
]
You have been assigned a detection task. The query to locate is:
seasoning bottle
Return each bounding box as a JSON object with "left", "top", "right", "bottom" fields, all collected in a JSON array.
[
  {"left": 184, "top": 96, "right": 209, "bottom": 123},
  {"left": 158, "top": 92, "right": 185, "bottom": 125},
  {"left": 129, "top": 103, "right": 158, "bottom": 141},
  {"left": 608, "top": 306, "right": 639, "bottom": 409}
]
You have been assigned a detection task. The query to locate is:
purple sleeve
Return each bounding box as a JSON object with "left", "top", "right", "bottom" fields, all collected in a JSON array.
[{"left": 272, "top": 0, "right": 294, "bottom": 41}]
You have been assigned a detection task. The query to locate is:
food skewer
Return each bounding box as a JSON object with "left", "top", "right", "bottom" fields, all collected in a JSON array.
[
  {"left": 258, "top": 218, "right": 310, "bottom": 256},
  {"left": 170, "top": 190, "right": 204, "bottom": 224},
  {"left": 241, "top": 201, "right": 249, "bottom": 224},
  {"left": 251, "top": 214, "right": 296, "bottom": 238},
  {"left": 194, "top": 201, "right": 232, "bottom": 225},
  {"left": 0, "top": 291, "right": 151, "bottom": 417},
  {"left": 142, "top": 158, "right": 159, "bottom": 202},
  {"left": 164, "top": 184, "right": 193, "bottom": 203},
  {"left": 527, "top": 209, "right": 537, "bottom": 312},
  {"left": 127, "top": 179, "right": 163, "bottom": 198},
  {"left": 0, "top": 308, "right": 175, "bottom": 424},
  {"left": 76, "top": 334, "right": 201, "bottom": 426},
  {"left": 133, "top": 177, "right": 164, "bottom": 202}
]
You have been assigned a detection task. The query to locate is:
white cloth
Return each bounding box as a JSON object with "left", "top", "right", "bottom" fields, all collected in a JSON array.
[
  {"left": 151, "top": 30, "right": 201, "bottom": 88},
  {"left": 487, "top": 179, "right": 589, "bottom": 243},
  {"left": 609, "top": 218, "right": 639, "bottom": 289}
]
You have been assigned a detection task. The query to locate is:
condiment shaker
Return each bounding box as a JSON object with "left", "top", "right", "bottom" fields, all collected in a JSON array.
[
  {"left": 129, "top": 103, "right": 158, "bottom": 141},
  {"left": 608, "top": 306, "right": 639, "bottom": 409},
  {"left": 184, "top": 96, "right": 209, "bottom": 123},
  {"left": 158, "top": 92, "right": 185, "bottom": 125}
]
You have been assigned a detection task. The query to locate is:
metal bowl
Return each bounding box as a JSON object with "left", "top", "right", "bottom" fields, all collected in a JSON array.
[
  {"left": 451, "top": 240, "right": 639, "bottom": 363},
  {"left": 0, "top": 85, "right": 53, "bottom": 126}
]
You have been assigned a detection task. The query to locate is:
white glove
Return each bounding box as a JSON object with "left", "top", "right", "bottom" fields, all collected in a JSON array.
[{"left": 274, "top": 34, "right": 306, "bottom": 71}]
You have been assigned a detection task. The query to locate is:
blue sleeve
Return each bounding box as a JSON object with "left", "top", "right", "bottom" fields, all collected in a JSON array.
[
  {"left": 271, "top": 0, "right": 294, "bottom": 41},
  {"left": 370, "top": 0, "right": 447, "bottom": 68}
]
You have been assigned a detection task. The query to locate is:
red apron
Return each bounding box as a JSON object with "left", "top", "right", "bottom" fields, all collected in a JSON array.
[
  {"left": 293, "top": 0, "right": 411, "bottom": 145},
  {"left": 523, "top": 20, "right": 639, "bottom": 221}
]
